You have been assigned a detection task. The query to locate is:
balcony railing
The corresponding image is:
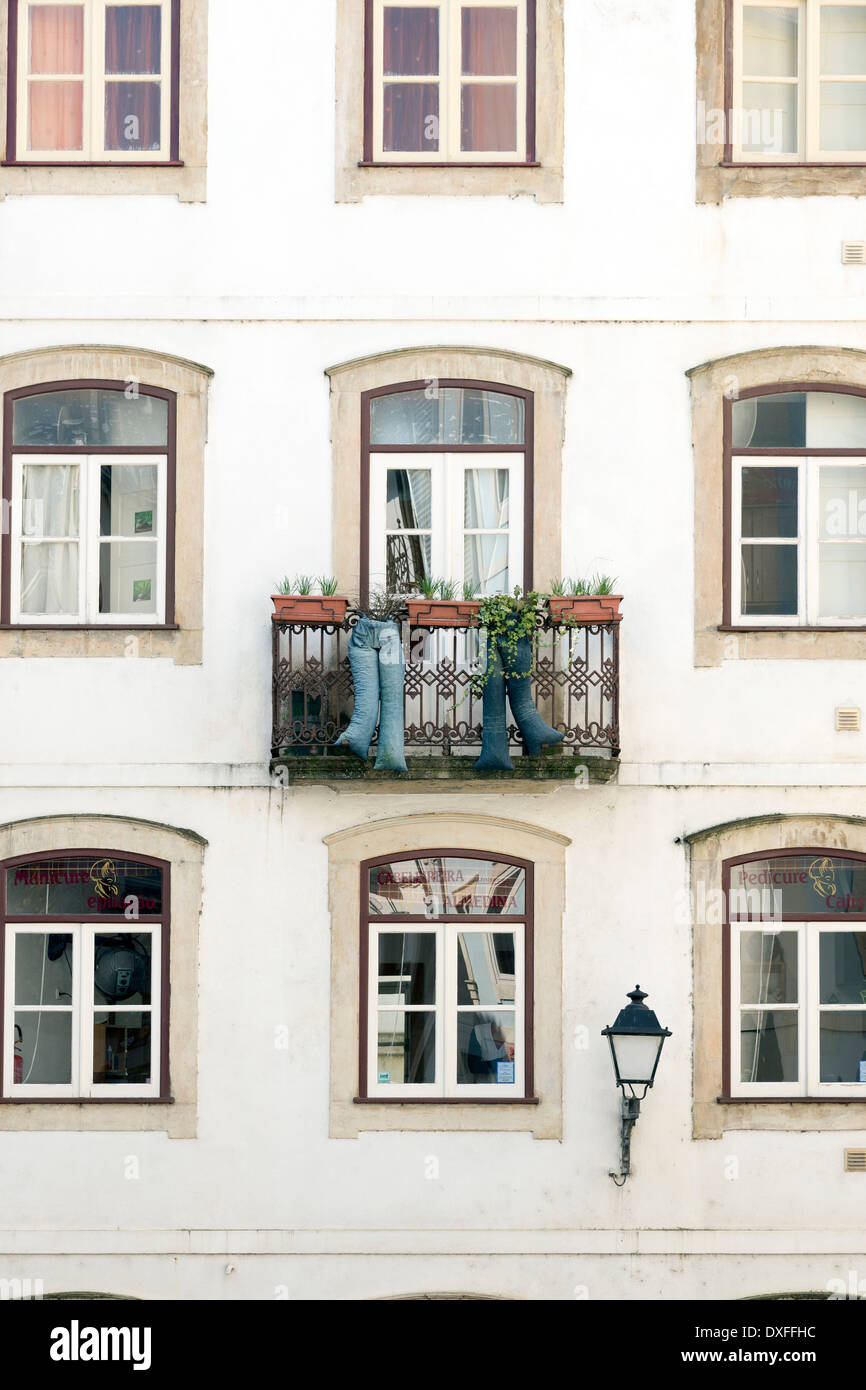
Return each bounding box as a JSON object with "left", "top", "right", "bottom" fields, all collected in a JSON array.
[{"left": 271, "top": 610, "right": 620, "bottom": 772}]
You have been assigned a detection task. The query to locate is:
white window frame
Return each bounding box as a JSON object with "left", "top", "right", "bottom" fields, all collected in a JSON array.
[
  {"left": 17, "top": 0, "right": 172, "bottom": 163},
  {"left": 4, "top": 921, "right": 161, "bottom": 1099},
  {"left": 370, "top": 451, "right": 524, "bottom": 596},
  {"left": 733, "top": 0, "right": 866, "bottom": 162},
  {"left": 367, "top": 920, "right": 525, "bottom": 1098},
  {"left": 371, "top": 0, "right": 528, "bottom": 163},
  {"left": 731, "top": 920, "right": 866, "bottom": 1097},
  {"left": 733, "top": 455, "right": 866, "bottom": 625},
  {"left": 10, "top": 452, "right": 167, "bottom": 625}
]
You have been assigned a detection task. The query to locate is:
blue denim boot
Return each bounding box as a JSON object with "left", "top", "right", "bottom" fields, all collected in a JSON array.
[
  {"left": 505, "top": 634, "right": 564, "bottom": 756},
  {"left": 374, "top": 621, "right": 408, "bottom": 772},
  {"left": 474, "top": 635, "right": 513, "bottom": 771}
]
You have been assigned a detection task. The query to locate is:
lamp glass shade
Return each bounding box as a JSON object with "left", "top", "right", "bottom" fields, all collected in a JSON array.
[{"left": 609, "top": 1031, "right": 665, "bottom": 1086}]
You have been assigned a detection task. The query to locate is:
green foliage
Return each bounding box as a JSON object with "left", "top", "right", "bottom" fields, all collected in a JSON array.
[
  {"left": 436, "top": 578, "right": 459, "bottom": 600},
  {"left": 366, "top": 587, "right": 405, "bottom": 622},
  {"left": 472, "top": 586, "right": 543, "bottom": 693},
  {"left": 318, "top": 575, "right": 340, "bottom": 596},
  {"left": 274, "top": 576, "right": 294, "bottom": 595},
  {"left": 416, "top": 573, "right": 441, "bottom": 600},
  {"left": 590, "top": 573, "right": 617, "bottom": 595},
  {"left": 462, "top": 578, "right": 480, "bottom": 601}
]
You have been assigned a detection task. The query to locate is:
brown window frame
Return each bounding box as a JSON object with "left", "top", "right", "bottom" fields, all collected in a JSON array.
[
  {"left": 360, "top": 378, "right": 534, "bottom": 609},
  {"left": 361, "top": 0, "right": 537, "bottom": 167},
  {"left": 4, "top": 0, "right": 181, "bottom": 167},
  {"left": 0, "top": 846, "right": 171, "bottom": 1103},
  {"left": 357, "top": 848, "right": 536, "bottom": 1103},
  {"left": 721, "top": 845, "right": 866, "bottom": 1101},
  {"left": 722, "top": 381, "right": 866, "bottom": 630},
  {"left": 1, "top": 378, "right": 178, "bottom": 630}
]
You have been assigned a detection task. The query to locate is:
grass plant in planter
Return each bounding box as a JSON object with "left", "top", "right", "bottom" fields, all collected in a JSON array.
[
  {"left": 271, "top": 574, "right": 350, "bottom": 624},
  {"left": 406, "top": 577, "right": 483, "bottom": 627},
  {"left": 547, "top": 574, "right": 623, "bottom": 624}
]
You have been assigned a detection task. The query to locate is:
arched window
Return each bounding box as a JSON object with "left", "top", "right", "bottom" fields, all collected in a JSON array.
[
  {"left": 1, "top": 849, "right": 169, "bottom": 1099},
  {"left": 2, "top": 381, "right": 175, "bottom": 625},
  {"left": 724, "top": 848, "right": 866, "bottom": 1100},
  {"left": 361, "top": 849, "right": 533, "bottom": 1099},
  {"left": 363, "top": 379, "right": 532, "bottom": 605},
  {"left": 728, "top": 385, "right": 866, "bottom": 626}
]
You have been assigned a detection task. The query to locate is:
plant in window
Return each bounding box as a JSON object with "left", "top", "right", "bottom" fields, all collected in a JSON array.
[
  {"left": 407, "top": 575, "right": 484, "bottom": 627},
  {"left": 270, "top": 573, "right": 350, "bottom": 624},
  {"left": 547, "top": 573, "right": 623, "bottom": 624}
]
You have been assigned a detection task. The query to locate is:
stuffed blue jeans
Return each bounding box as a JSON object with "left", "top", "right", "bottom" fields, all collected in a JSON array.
[
  {"left": 475, "top": 628, "right": 563, "bottom": 771},
  {"left": 335, "top": 617, "right": 407, "bottom": 772}
]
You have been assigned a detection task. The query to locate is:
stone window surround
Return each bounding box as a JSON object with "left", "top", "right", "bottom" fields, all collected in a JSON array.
[
  {"left": 325, "top": 811, "right": 568, "bottom": 1138},
  {"left": 0, "top": 0, "right": 207, "bottom": 201},
  {"left": 688, "top": 344, "right": 866, "bottom": 666},
  {"left": 696, "top": 0, "right": 866, "bottom": 203},
  {"left": 689, "top": 812, "right": 866, "bottom": 1139},
  {"left": 0, "top": 812, "right": 204, "bottom": 1137},
  {"left": 335, "top": 0, "right": 564, "bottom": 203},
  {"left": 325, "top": 345, "right": 570, "bottom": 600},
  {"left": 0, "top": 344, "right": 211, "bottom": 664}
]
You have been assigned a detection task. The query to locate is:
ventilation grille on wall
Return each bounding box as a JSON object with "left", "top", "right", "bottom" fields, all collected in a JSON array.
[
  {"left": 842, "top": 241, "right": 866, "bottom": 265},
  {"left": 836, "top": 707, "right": 861, "bottom": 731},
  {"left": 844, "top": 1149, "right": 866, "bottom": 1172}
]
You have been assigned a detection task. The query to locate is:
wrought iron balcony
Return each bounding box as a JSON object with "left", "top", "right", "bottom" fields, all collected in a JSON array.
[{"left": 271, "top": 609, "right": 620, "bottom": 782}]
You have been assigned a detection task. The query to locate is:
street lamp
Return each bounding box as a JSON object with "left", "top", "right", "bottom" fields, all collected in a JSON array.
[{"left": 601, "top": 985, "right": 671, "bottom": 1186}]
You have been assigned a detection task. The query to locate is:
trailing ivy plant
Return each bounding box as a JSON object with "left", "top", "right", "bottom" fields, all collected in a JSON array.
[{"left": 471, "top": 586, "right": 544, "bottom": 694}]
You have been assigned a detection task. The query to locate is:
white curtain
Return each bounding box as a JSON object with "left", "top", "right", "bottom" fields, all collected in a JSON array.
[{"left": 20, "top": 465, "right": 79, "bottom": 615}]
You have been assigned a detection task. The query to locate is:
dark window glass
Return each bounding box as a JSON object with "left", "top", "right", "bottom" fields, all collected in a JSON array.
[
  {"left": 13, "top": 389, "right": 168, "bottom": 447},
  {"left": 741, "top": 543, "right": 798, "bottom": 614},
  {"left": 370, "top": 387, "right": 525, "bottom": 445},
  {"left": 740, "top": 1010, "right": 798, "bottom": 1083},
  {"left": 93, "top": 1011, "right": 152, "bottom": 1084},
  {"left": 733, "top": 392, "right": 806, "bottom": 448},
  {"left": 6, "top": 857, "right": 163, "bottom": 915},
  {"left": 369, "top": 857, "right": 525, "bottom": 915},
  {"left": 741, "top": 466, "right": 798, "bottom": 537},
  {"left": 378, "top": 932, "right": 436, "bottom": 1005},
  {"left": 383, "top": 82, "right": 439, "bottom": 151},
  {"left": 105, "top": 5, "right": 161, "bottom": 74},
  {"left": 730, "top": 856, "right": 866, "bottom": 918},
  {"left": 819, "top": 932, "right": 866, "bottom": 1004},
  {"left": 94, "top": 933, "right": 152, "bottom": 1005},
  {"left": 819, "top": 1011, "right": 866, "bottom": 1083},
  {"left": 105, "top": 80, "right": 161, "bottom": 151},
  {"left": 384, "top": 6, "right": 439, "bottom": 75}
]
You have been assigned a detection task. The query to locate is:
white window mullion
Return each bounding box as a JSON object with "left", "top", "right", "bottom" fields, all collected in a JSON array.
[
  {"left": 85, "top": 456, "right": 99, "bottom": 624},
  {"left": 440, "top": 927, "right": 451, "bottom": 1096},
  {"left": 78, "top": 923, "right": 92, "bottom": 1097},
  {"left": 90, "top": 0, "right": 105, "bottom": 161},
  {"left": 800, "top": 457, "right": 810, "bottom": 624}
]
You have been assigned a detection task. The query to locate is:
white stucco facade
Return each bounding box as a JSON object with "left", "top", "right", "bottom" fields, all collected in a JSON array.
[{"left": 1, "top": 0, "right": 865, "bottom": 1301}]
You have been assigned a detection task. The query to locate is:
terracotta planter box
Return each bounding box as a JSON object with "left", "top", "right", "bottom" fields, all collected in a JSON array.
[
  {"left": 547, "top": 595, "right": 623, "bottom": 624},
  {"left": 407, "top": 599, "right": 482, "bottom": 627},
  {"left": 271, "top": 594, "right": 350, "bottom": 624}
]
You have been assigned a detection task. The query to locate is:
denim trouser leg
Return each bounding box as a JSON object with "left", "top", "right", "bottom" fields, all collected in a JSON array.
[
  {"left": 374, "top": 621, "right": 408, "bottom": 772},
  {"left": 475, "top": 637, "right": 513, "bottom": 771},
  {"left": 505, "top": 634, "right": 564, "bottom": 755},
  {"left": 335, "top": 617, "right": 381, "bottom": 760}
]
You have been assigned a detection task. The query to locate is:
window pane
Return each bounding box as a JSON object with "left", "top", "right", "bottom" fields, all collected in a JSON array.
[
  {"left": 377, "top": 1010, "right": 435, "bottom": 1084},
  {"left": 820, "top": 80, "right": 866, "bottom": 149},
  {"left": 6, "top": 856, "right": 163, "bottom": 916},
  {"left": 806, "top": 392, "right": 866, "bottom": 446},
  {"left": 93, "top": 1011, "right": 152, "bottom": 1084},
  {"left": 742, "top": 6, "right": 798, "bottom": 76},
  {"left": 15, "top": 933, "right": 72, "bottom": 1005},
  {"left": 461, "top": 83, "right": 517, "bottom": 151},
  {"left": 105, "top": 4, "right": 162, "bottom": 74},
  {"left": 383, "top": 83, "right": 439, "bottom": 152},
  {"left": 14, "top": 1010, "right": 72, "bottom": 1084},
  {"left": 457, "top": 932, "right": 515, "bottom": 1006},
  {"left": 386, "top": 533, "right": 431, "bottom": 592},
  {"left": 730, "top": 856, "right": 866, "bottom": 917},
  {"left": 99, "top": 540, "right": 157, "bottom": 614},
  {"left": 105, "top": 80, "right": 161, "bottom": 151},
  {"left": 28, "top": 81, "right": 83, "bottom": 151},
  {"left": 386, "top": 469, "right": 431, "bottom": 530},
  {"left": 384, "top": 6, "right": 439, "bottom": 74},
  {"left": 462, "top": 7, "right": 518, "bottom": 75},
  {"left": 819, "top": 541, "right": 866, "bottom": 617},
  {"left": 740, "top": 543, "right": 798, "bottom": 615},
  {"left": 20, "top": 542, "right": 78, "bottom": 614},
  {"left": 100, "top": 465, "right": 158, "bottom": 537},
  {"left": 23, "top": 464, "right": 79, "bottom": 538},
  {"left": 739, "top": 931, "right": 798, "bottom": 1004},
  {"left": 457, "top": 1010, "right": 516, "bottom": 1084},
  {"left": 732, "top": 392, "right": 806, "bottom": 448},
  {"left": 819, "top": 1010, "right": 866, "bottom": 1082},
  {"left": 464, "top": 532, "right": 509, "bottom": 593},
  {"left": 821, "top": 5, "right": 866, "bottom": 74},
  {"left": 465, "top": 468, "right": 509, "bottom": 529},
  {"left": 370, "top": 388, "right": 525, "bottom": 445},
  {"left": 378, "top": 932, "right": 435, "bottom": 1005},
  {"left": 741, "top": 466, "right": 797, "bottom": 538},
  {"left": 94, "top": 934, "right": 151, "bottom": 1006},
  {"left": 740, "top": 1009, "right": 798, "bottom": 1082},
  {"left": 29, "top": 4, "right": 84, "bottom": 73},
  {"left": 13, "top": 389, "right": 168, "bottom": 447},
  {"left": 741, "top": 82, "right": 798, "bottom": 153},
  {"left": 820, "top": 932, "right": 866, "bottom": 1004},
  {"left": 819, "top": 465, "right": 866, "bottom": 540},
  {"left": 369, "top": 857, "right": 525, "bottom": 915}
]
